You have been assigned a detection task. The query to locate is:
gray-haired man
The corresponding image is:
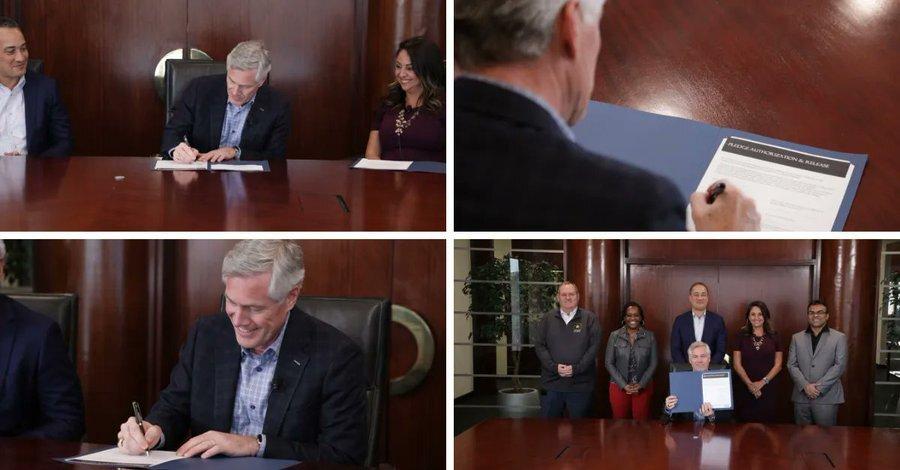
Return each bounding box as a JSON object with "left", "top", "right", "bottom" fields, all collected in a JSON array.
[
  {"left": 116, "top": 240, "right": 366, "bottom": 464},
  {"left": 161, "top": 40, "right": 291, "bottom": 162}
]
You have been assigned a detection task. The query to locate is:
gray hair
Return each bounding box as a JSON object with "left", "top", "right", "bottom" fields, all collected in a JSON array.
[
  {"left": 226, "top": 40, "right": 272, "bottom": 83},
  {"left": 222, "top": 240, "right": 305, "bottom": 302},
  {"left": 688, "top": 341, "right": 711, "bottom": 357},
  {"left": 0, "top": 240, "right": 5, "bottom": 261},
  {"left": 456, "top": 0, "right": 607, "bottom": 69}
]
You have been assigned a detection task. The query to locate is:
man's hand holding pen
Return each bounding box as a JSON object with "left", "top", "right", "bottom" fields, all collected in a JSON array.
[
  {"left": 172, "top": 142, "right": 200, "bottom": 162},
  {"left": 117, "top": 416, "right": 162, "bottom": 455},
  {"left": 690, "top": 179, "right": 761, "bottom": 231}
]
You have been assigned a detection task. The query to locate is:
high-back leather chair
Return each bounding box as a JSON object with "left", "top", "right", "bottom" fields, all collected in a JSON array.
[
  {"left": 8, "top": 292, "right": 77, "bottom": 362},
  {"left": 165, "top": 59, "right": 226, "bottom": 123},
  {"left": 296, "top": 297, "right": 390, "bottom": 468}
]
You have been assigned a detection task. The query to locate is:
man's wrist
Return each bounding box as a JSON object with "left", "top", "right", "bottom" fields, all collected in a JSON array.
[
  {"left": 254, "top": 433, "right": 265, "bottom": 457},
  {"left": 233, "top": 146, "right": 241, "bottom": 160}
]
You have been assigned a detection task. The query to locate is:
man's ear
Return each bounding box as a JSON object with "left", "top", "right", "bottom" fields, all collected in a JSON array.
[
  {"left": 558, "top": 0, "right": 583, "bottom": 59},
  {"left": 285, "top": 283, "right": 302, "bottom": 307}
]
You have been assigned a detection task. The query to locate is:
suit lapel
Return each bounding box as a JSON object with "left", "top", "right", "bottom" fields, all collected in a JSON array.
[
  {"left": 23, "top": 74, "right": 38, "bottom": 152},
  {"left": 214, "top": 327, "right": 242, "bottom": 431},
  {"left": 209, "top": 82, "right": 228, "bottom": 149},
  {"left": 263, "top": 308, "right": 311, "bottom": 435},
  {"left": 0, "top": 302, "right": 17, "bottom": 393},
  {"left": 240, "top": 87, "right": 269, "bottom": 148}
]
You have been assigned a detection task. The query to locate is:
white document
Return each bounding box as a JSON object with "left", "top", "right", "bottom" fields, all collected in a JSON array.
[
  {"left": 687, "top": 136, "right": 853, "bottom": 231},
  {"left": 353, "top": 158, "right": 412, "bottom": 171},
  {"left": 211, "top": 163, "right": 265, "bottom": 172},
  {"left": 701, "top": 371, "right": 733, "bottom": 410},
  {"left": 154, "top": 160, "right": 207, "bottom": 171},
  {"left": 65, "top": 447, "right": 184, "bottom": 467}
]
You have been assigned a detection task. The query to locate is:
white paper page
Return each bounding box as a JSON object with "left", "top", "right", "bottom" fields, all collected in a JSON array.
[
  {"left": 65, "top": 447, "right": 184, "bottom": 467},
  {"left": 353, "top": 158, "right": 412, "bottom": 171},
  {"left": 211, "top": 163, "right": 265, "bottom": 172},
  {"left": 154, "top": 160, "right": 207, "bottom": 171},
  {"left": 701, "top": 371, "right": 732, "bottom": 409},
  {"left": 687, "top": 137, "right": 853, "bottom": 231},
  {"left": 700, "top": 436, "right": 732, "bottom": 469}
]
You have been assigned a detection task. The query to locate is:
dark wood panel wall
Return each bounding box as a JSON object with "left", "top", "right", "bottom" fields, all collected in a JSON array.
[
  {"left": 11, "top": 0, "right": 444, "bottom": 159},
  {"left": 566, "top": 240, "right": 878, "bottom": 426},
  {"left": 31, "top": 239, "right": 445, "bottom": 470}
]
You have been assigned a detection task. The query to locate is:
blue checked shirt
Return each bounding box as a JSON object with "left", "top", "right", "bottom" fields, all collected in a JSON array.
[
  {"left": 219, "top": 96, "right": 256, "bottom": 156},
  {"left": 230, "top": 312, "right": 289, "bottom": 456}
]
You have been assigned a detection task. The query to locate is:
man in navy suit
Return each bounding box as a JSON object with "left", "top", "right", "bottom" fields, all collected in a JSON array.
[
  {"left": 0, "top": 241, "right": 85, "bottom": 440},
  {"left": 160, "top": 40, "right": 290, "bottom": 162},
  {"left": 670, "top": 282, "right": 727, "bottom": 364},
  {"left": 116, "top": 240, "right": 365, "bottom": 464},
  {"left": 0, "top": 17, "right": 72, "bottom": 157}
]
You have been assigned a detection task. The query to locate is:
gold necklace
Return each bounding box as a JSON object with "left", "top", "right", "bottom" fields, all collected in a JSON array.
[{"left": 395, "top": 107, "right": 420, "bottom": 136}]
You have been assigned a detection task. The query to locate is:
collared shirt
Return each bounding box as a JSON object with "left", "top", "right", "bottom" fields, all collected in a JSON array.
[
  {"left": 692, "top": 310, "right": 707, "bottom": 342},
  {"left": 0, "top": 76, "right": 27, "bottom": 155},
  {"left": 805, "top": 324, "right": 830, "bottom": 353},
  {"left": 560, "top": 308, "right": 578, "bottom": 325},
  {"left": 229, "top": 311, "right": 290, "bottom": 457},
  {"left": 219, "top": 96, "right": 256, "bottom": 157},
  {"left": 458, "top": 73, "right": 576, "bottom": 142}
]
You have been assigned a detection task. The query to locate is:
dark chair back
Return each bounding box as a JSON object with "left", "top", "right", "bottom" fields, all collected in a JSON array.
[
  {"left": 8, "top": 292, "right": 77, "bottom": 362},
  {"left": 27, "top": 59, "right": 43, "bottom": 74},
  {"left": 165, "top": 59, "right": 226, "bottom": 123},
  {"left": 296, "top": 296, "right": 390, "bottom": 468}
]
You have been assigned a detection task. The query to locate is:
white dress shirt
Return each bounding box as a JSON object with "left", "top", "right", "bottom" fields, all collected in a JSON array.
[
  {"left": 693, "top": 310, "right": 706, "bottom": 342},
  {"left": 0, "top": 76, "right": 27, "bottom": 155},
  {"left": 560, "top": 308, "right": 578, "bottom": 325}
]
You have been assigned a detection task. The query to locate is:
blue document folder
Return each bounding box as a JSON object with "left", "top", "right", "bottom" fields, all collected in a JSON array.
[
  {"left": 572, "top": 101, "right": 867, "bottom": 230},
  {"left": 155, "top": 456, "right": 299, "bottom": 469},
  {"left": 668, "top": 370, "right": 734, "bottom": 414},
  {"left": 350, "top": 157, "right": 446, "bottom": 174}
]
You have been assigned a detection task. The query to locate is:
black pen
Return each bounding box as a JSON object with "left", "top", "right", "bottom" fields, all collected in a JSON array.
[
  {"left": 132, "top": 401, "right": 150, "bottom": 456},
  {"left": 706, "top": 182, "right": 726, "bottom": 204}
]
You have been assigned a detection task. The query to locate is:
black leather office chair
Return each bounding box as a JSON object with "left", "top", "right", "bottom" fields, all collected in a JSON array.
[
  {"left": 27, "top": 59, "right": 43, "bottom": 74},
  {"left": 8, "top": 292, "right": 77, "bottom": 363},
  {"left": 296, "top": 297, "right": 390, "bottom": 468},
  {"left": 164, "top": 59, "right": 226, "bottom": 123}
]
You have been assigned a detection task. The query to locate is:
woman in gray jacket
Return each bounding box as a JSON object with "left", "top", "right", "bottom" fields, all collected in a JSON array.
[{"left": 605, "top": 301, "right": 658, "bottom": 420}]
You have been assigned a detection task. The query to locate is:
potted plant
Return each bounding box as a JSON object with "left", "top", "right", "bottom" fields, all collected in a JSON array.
[
  {"left": 0, "top": 240, "right": 32, "bottom": 290},
  {"left": 463, "top": 254, "right": 561, "bottom": 416}
]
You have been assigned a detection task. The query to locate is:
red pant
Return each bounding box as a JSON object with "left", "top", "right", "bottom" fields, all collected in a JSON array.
[{"left": 609, "top": 381, "right": 653, "bottom": 420}]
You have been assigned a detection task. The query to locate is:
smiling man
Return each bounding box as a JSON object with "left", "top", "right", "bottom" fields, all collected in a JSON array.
[
  {"left": 670, "top": 282, "right": 727, "bottom": 364},
  {"left": 533, "top": 281, "right": 601, "bottom": 418},
  {"left": 116, "top": 240, "right": 365, "bottom": 464},
  {"left": 0, "top": 17, "right": 72, "bottom": 157},
  {"left": 161, "top": 40, "right": 291, "bottom": 162}
]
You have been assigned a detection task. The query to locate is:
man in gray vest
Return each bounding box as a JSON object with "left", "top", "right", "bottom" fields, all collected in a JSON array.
[
  {"left": 533, "top": 281, "right": 601, "bottom": 418},
  {"left": 787, "top": 300, "right": 847, "bottom": 426}
]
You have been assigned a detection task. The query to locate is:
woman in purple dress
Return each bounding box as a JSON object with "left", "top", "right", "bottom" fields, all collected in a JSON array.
[
  {"left": 732, "top": 300, "right": 783, "bottom": 423},
  {"left": 365, "top": 36, "right": 445, "bottom": 162}
]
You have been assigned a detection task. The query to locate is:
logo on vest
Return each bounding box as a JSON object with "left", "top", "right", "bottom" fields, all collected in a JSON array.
[{"left": 572, "top": 321, "right": 582, "bottom": 333}]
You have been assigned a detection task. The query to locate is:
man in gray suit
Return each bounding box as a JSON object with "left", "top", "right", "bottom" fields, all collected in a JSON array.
[{"left": 787, "top": 300, "right": 847, "bottom": 426}]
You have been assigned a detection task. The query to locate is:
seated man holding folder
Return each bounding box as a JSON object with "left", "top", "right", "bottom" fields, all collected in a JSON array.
[
  {"left": 161, "top": 40, "right": 290, "bottom": 162},
  {"left": 663, "top": 341, "right": 732, "bottom": 423},
  {"left": 455, "top": 0, "right": 760, "bottom": 231},
  {"left": 116, "top": 240, "right": 366, "bottom": 464}
]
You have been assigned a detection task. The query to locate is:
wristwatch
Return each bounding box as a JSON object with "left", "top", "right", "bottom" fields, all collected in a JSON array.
[
  {"left": 762, "top": 377, "right": 770, "bottom": 385},
  {"left": 233, "top": 146, "right": 242, "bottom": 159}
]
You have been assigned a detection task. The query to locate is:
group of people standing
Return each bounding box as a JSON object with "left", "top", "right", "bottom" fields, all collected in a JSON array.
[{"left": 534, "top": 281, "right": 848, "bottom": 427}]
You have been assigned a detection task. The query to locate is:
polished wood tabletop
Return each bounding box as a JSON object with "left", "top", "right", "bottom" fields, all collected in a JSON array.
[
  {"left": 0, "top": 157, "right": 444, "bottom": 231},
  {"left": 455, "top": 418, "right": 900, "bottom": 469},
  {"left": 594, "top": 0, "right": 900, "bottom": 230},
  {"left": 0, "top": 438, "right": 362, "bottom": 469}
]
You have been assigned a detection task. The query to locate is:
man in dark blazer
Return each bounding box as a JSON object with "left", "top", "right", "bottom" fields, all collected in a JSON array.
[
  {"left": 0, "top": 241, "right": 85, "bottom": 439},
  {"left": 662, "top": 341, "right": 732, "bottom": 423},
  {"left": 116, "top": 240, "right": 365, "bottom": 465},
  {"left": 670, "top": 282, "right": 727, "bottom": 364},
  {"left": 160, "top": 40, "right": 290, "bottom": 162},
  {"left": 455, "top": 0, "right": 760, "bottom": 231},
  {"left": 0, "top": 17, "right": 72, "bottom": 157}
]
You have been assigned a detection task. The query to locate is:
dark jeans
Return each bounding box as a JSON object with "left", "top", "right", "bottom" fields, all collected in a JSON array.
[{"left": 541, "top": 389, "right": 594, "bottom": 418}]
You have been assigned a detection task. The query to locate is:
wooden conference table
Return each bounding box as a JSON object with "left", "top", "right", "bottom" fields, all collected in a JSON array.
[
  {"left": 0, "top": 438, "right": 362, "bottom": 469},
  {"left": 0, "top": 157, "right": 444, "bottom": 231},
  {"left": 594, "top": 0, "right": 900, "bottom": 230},
  {"left": 455, "top": 418, "right": 900, "bottom": 469}
]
